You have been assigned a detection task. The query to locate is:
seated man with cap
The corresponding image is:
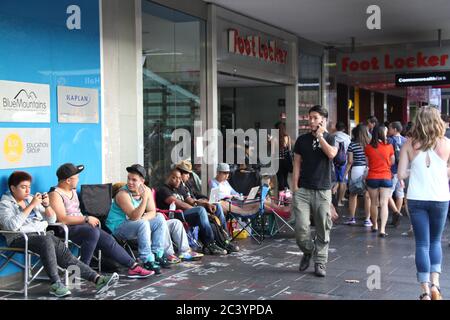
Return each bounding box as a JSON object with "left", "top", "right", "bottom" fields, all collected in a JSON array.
[
  {"left": 156, "top": 168, "right": 228, "bottom": 255},
  {"left": 176, "top": 160, "right": 239, "bottom": 253},
  {"left": 210, "top": 163, "right": 290, "bottom": 216},
  {"left": 49, "top": 163, "right": 153, "bottom": 278},
  {"left": 106, "top": 164, "right": 202, "bottom": 270}
]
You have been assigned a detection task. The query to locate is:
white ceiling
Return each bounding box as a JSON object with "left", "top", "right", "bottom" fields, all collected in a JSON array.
[{"left": 204, "top": 0, "right": 450, "bottom": 47}]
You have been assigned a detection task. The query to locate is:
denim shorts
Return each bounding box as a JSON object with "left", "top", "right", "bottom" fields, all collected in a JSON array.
[
  {"left": 335, "top": 164, "right": 347, "bottom": 183},
  {"left": 366, "top": 179, "right": 393, "bottom": 189}
]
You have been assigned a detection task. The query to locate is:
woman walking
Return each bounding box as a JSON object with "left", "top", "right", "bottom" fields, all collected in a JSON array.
[
  {"left": 398, "top": 106, "right": 450, "bottom": 300},
  {"left": 365, "top": 125, "right": 394, "bottom": 237}
]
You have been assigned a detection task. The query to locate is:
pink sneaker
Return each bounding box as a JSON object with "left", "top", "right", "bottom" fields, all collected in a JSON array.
[
  {"left": 167, "top": 254, "right": 181, "bottom": 264},
  {"left": 127, "top": 265, "right": 155, "bottom": 279}
]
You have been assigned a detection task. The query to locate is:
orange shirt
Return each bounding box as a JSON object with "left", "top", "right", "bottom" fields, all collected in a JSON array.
[{"left": 365, "top": 142, "right": 394, "bottom": 180}]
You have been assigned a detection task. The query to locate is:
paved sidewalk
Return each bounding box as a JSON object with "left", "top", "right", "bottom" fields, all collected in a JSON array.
[{"left": 1, "top": 209, "right": 449, "bottom": 300}]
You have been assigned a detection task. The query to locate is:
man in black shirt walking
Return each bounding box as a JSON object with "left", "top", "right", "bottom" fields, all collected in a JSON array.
[{"left": 292, "top": 105, "right": 338, "bottom": 277}]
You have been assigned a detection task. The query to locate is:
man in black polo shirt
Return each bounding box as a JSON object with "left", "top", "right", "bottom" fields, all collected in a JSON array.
[
  {"left": 156, "top": 169, "right": 227, "bottom": 255},
  {"left": 292, "top": 105, "right": 338, "bottom": 277}
]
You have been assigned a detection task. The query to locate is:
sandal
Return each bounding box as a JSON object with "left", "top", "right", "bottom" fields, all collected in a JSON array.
[
  {"left": 419, "top": 292, "right": 431, "bottom": 300},
  {"left": 430, "top": 284, "right": 443, "bottom": 300}
]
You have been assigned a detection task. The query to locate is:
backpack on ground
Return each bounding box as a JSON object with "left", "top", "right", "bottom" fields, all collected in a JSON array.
[{"left": 208, "top": 215, "right": 237, "bottom": 253}]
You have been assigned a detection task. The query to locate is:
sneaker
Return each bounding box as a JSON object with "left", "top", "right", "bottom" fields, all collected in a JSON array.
[
  {"left": 344, "top": 218, "right": 356, "bottom": 225},
  {"left": 363, "top": 219, "right": 373, "bottom": 227},
  {"left": 49, "top": 282, "right": 71, "bottom": 298},
  {"left": 166, "top": 254, "right": 181, "bottom": 264},
  {"left": 299, "top": 253, "right": 311, "bottom": 271},
  {"left": 96, "top": 272, "right": 119, "bottom": 294},
  {"left": 127, "top": 265, "right": 154, "bottom": 279},
  {"left": 203, "top": 242, "right": 227, "bottom": 255},
  {"left": 179, "top": 251, "right": 204, "bottom": 261},
  {"left": 155, "top": 255, "right": 172, "bottom": 269},
  {"left": 143, "top": 261, "right": 162, "bottom": 275},
  {"left": 314, "top": 263, "right": 326, "bottom": 277}
]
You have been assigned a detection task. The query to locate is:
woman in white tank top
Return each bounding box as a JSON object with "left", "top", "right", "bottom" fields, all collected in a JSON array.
[{"left": 398, "top": 106, "right": 450, "bottom": 300}]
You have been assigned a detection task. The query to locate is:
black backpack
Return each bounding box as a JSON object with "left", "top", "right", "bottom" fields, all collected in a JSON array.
[
  {"left": 208, "top": 215, "right": 232, "bottom": 251},
  {"left": 333, "top": 142, "right": 346, "bottom": 167}
]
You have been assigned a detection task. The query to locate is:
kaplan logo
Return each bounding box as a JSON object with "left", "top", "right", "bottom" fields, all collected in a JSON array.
[
  {"left": 65, "top": 94, "right": 91, "bottom": 107},
  {"left": 2, "top": 89, "right": 47, "bottom": 110}
]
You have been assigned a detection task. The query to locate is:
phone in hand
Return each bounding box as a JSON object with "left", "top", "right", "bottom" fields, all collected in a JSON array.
[{"left": 138, "top": 184, "right": 146, "bottom": 195}]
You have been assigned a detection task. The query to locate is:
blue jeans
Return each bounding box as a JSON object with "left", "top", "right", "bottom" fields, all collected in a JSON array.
[
  {"left": 408, "top": 200, "right": 449, "bottom": 283},
  {"left": 214, "top": 202, "right": 227, "bottom": 228},
  {"left": 183, "top": 207, "right": 214, "bottom": 245},
  {"left": 113, "top": 212, "right": 166, "bottom": 263}
]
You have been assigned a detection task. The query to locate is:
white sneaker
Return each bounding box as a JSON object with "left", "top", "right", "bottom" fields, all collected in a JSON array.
[{"left": 363, "top": 219, "right": 373, "bottom": 227}]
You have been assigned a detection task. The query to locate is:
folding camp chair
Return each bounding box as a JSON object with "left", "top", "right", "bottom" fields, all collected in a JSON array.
[
  {"left": 0, "top": 223, "right": 69, "bottom": 298},
  {"left": 77, "top": 183, "right": 117, "bottom": 270},
  {"left": 228, "top": 184, "right": 270, "bottom": 245},
  {"left": 266, "top": 191, "right": 295, "bottom": 236}
]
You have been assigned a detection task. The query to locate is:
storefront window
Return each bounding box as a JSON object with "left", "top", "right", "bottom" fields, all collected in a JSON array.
[{"left": 142, "top": 1, "right": 205, "bottom": 186}]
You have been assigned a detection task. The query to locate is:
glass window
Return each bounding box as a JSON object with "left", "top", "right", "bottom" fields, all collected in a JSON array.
[{"left": 142, "top": 1, "right": 205, "bottom": 187}]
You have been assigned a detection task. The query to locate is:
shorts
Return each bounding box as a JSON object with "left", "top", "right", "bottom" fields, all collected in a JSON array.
[
  {"left": 366, "top": 179, "right": 393, "bottom": 189},
  {"left": 335, "top": 164, "right": 347, "bottom": 183},
  {"left": 390, "top": 174, "right": 405, "bottom": 199}
]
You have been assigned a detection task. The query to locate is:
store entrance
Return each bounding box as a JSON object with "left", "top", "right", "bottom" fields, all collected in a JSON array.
[{"left": 218, "top": 72, "right": 286, "bottom": 133}]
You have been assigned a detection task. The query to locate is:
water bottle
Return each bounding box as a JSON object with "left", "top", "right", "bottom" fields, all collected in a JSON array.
[{"left": 169, "top": 201, "right": 176, "bottom": 219}]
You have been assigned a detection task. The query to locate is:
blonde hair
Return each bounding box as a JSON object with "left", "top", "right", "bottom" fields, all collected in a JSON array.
[{"left": 411, "top": 106, "right": 445, "bottom": 151}]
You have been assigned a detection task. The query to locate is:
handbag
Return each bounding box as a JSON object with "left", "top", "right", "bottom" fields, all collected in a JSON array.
[{"left": 349, "top": 175, "right": 366, "bottom": 195}]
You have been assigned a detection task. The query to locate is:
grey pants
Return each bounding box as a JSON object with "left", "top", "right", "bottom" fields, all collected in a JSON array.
[
  {"left": 164, "top": 219, "right": 190, "bottom": 255},
  {"left": 293, "top": 188, "right": 333, "bottom": 264},
  {"left": 11, "top": 233, "right": 98, "bottom": 284}
]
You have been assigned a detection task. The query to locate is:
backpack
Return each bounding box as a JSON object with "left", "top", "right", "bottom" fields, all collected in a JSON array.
[
  {"left": 392, "top": 137, "right": 401, "bottom": 164},
  {"left": 208, "top": 215, "right": 232, "bottom": 252},
  {"left": 333, "top": 142, "right": 346, "bottom": 167}
]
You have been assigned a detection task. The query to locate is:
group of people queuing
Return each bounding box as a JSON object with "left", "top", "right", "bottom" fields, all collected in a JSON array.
[
  {"left": 1, "top": 103, "right": 449, "bottom": 301},
  {"left": 290, "top": 106, "right": 449, "bottom": 300}
]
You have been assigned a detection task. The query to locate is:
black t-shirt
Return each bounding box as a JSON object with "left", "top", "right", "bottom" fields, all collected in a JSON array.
[
  {"left": 181, "top": 181, "right": 208, "bottom": 201},
  {"left": 294, "top": 132, "right": 336, "bottom": 190},
  {"left": 155, "top": 184, "right": 185, "bottom": 210}
]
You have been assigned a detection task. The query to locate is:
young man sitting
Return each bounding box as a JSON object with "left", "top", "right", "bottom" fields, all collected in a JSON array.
[
  {"left": 0, "top": 171, "right": 120, "bottom": 297},
  {"left": 156, "top": 169, "right": 227, "bottom": 255}
]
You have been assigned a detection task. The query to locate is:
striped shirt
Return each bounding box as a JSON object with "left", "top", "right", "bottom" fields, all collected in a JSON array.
[{"left": 347, "top": 141, "right": 366, "bottom": 167}]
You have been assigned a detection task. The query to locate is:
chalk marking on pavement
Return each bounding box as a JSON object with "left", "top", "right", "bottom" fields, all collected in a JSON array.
[{"left": 270, "top": 286, "right": 290, "bottom": 298}]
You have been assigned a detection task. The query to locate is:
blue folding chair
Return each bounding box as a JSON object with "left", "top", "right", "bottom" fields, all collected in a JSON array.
[{"left": 228, "top": 184, "right": 270, "bottom": 245}]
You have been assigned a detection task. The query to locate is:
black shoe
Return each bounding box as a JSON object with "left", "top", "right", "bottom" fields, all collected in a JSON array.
[
  {"left": 314, "top": 263, "right": 326, "bottom": 277},
  {"left": 155, "top": 256, "right": 172, "bottom": 269},
  {"left": 379, "top": 232, "right": 388, "bottom": 238},
  {"left": 224, "top": 241, "right": 240, "bottom": 253},
  {"left": 299, "top": 253, "right": 311, "bottom": 272},
  {"left": 203, "top": 242, "right": 227, "bottom": 255},
  {"left": 143, "top": 261, "right": 162, "bottom": 275}
]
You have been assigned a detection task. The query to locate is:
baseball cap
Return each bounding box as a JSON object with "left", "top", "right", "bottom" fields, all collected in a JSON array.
[
  {"left": 57, "top": 163, "right": 85, "bottom": 180},
  {"left": 126, "top": 164, "right": 146, "bottom": 179},
  {"left": 217, "top": 163, "right": 230, "bottom": 172}
]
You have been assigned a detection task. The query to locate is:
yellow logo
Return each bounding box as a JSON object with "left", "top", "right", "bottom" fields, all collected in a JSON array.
[{"left": 3, "top": 133, "right": 24, "bottom": 163}]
